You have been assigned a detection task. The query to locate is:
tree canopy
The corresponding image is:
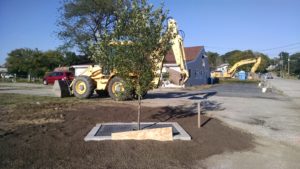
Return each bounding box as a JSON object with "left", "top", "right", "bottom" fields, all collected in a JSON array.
[
  {"left": 206, "top": 51, "right": 220, "bottom": 70},
  {"left": 57, "top": 0, "right": 128, "bottom": 55},
  {"left": 89, "top": 0, "right": 172, "bottom": 129},
  {"left": 5, "top": 48, "right": 59, "bottom": 77},
  {"left": 289, "top": 52, "right": 300, "bottom": 75},
  {"left": 90, "top": 0, "right": 172, "bottom": 96},
  {"left": 6, "top": 48, "right": 88, "bottom": 78}
]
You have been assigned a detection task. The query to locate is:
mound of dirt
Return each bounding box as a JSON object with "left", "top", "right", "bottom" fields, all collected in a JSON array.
[{"left": 0, "top": 103, "right": 253, "bottom": 169}]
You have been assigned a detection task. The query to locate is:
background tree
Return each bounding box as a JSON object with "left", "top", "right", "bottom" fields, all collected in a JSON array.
[
  {"left": 278, "top": 51, "right": 289, "bottom": 73},
  {"left": 91, "top": 0, "right": 172, "bottom": 129},
  {"left": 206, "top": 51, "right": 219, "bottom": 70},
  {"left": 221, "top": 50, "right": 242, "bottom": 64},
  {"left": 62, "top": 52, "right": 80, "bottom": 66},
  {"left": 6, "top": 48, "right": 35, "bottom": 77},
  {"left": 289, "top": 52, "right": 300, "bottom": 76},
  {"left": 43, "top": 50, "right": 64, "bottom": 71},
  {"left": 6, "top": 48, "right": 64, "bottom": 78},
  {"left": 57, "top": 0, "right": 128, "bottom": 55}
]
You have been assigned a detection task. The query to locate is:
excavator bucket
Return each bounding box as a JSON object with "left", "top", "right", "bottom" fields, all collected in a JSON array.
[{"left": 53, "top": 80, "right": 72, "bottom": 98}]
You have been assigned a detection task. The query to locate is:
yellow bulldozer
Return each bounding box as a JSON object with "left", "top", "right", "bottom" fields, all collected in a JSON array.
[
  {"left": 54, "top": 19, "right": 189, "bottom": 100},
  {"left": 211, "top": 57, "right": 261, "bottom": 79}
]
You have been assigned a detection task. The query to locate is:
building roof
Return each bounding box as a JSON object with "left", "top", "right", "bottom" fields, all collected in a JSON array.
[
  {"left": 217, "top": 63, "right": 229, "bottom": 68},
  {"left": 54, "top": 67, "right": 70, "bottom": 72},
  {"left": 71, "top": 64, "right": 92, "bottom": 68},
  {"left": 0, "top": 67, "right": 8, "bottom": 73},
  {"left": 164, "top": 46, "right": 203, "bottom": 64}
]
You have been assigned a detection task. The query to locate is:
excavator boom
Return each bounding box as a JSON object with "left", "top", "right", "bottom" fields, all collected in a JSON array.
[
  {"left": 227, "top": 58, "right": 258, "bottom": 76},
  {"left": 212, "top": 57, "right": 262, "bottom": 78},
  {"left": 152, "top": 19, "right": 189, "bottom": 87},
  {"left": 168, "top": 19, "right": 189, "bottom": 84},
  {"left": 250, "top": 57, "right": 261, "bottom": 73}
]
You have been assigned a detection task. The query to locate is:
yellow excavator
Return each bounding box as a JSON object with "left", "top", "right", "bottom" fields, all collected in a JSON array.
[
  {"left": 54, "top": 19, "right": 189, "bottom": 100},
  {"left": 211, "top": 57, "right": 261, "bottom": 79}
]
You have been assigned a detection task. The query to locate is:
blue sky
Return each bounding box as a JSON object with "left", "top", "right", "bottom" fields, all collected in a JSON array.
[{"left": 1, "top": 0, "right": 300, "bottom": 65}]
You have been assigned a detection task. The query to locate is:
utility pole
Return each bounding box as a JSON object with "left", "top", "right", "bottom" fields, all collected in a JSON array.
[
  {"left": 280, "top": 52, "right": 282, "bottom": 78},
  {"left": 288, "top": 57, "right": 290, "bottom": 76}
]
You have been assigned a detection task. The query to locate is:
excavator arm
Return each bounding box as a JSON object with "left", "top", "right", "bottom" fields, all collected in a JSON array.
[
  {"left": 152, "top": 19, "right": 189, "bottom": 87},
  {"left": 168, "top": 19, "right": 189, "bottom": 84},
  {"left": 227, "top": 58, "right": 258, "bottom": 76},
  {"left": 250, "top": 57, "right": 261, "bottom": 73},
  {"left": 212, "top": 57, "right": 262, "bottom": 78}
]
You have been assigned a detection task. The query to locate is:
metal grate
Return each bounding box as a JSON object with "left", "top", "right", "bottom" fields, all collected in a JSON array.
[{"left": 95, "top": 123, "right": 179, "bottom": 137}]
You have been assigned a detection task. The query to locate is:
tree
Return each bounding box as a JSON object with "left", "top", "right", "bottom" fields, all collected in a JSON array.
[
  {"left": 278, "top": 51, "right": 289, "bottom": 73},
  {"left": 221, "top": 50, "right": 242, "bottom": 64},
  {"left": 206, "top": 51, "right": 219, "bottom": 70},
  {"left": 6, "top": 48, "right": 64, "bottom": 78},
  {"left": 6, "top": 48, "right": 35, "bottom": 77},
  {"left": 91, "top": 0, "right": 172, "bottom": 129},
  {"left": 57, "top": 0, "right": 128, "bottom": 55},
  {"left": 290, "top": 52, "right": 300, "bottom": 76},
  {"left": 43, "top": 50, "right": 64, "bottom": 71}
]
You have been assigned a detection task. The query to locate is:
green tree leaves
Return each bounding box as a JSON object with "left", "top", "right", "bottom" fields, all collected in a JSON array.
[
  {"left": 57, "top": 0, "right": 126, "bottom": 54},
  {"left": 208, "top": 50, "right": 270, "bottom": 73},
  {"left": 206, "top": 51, "right": 220, "bottom": 70},
  {"left": 6, "top": 48, "right": 87, "bottom": 78},
  {"left": 91, "top": 0, "right": 172, "bottom": 97},
  {"left": 289, "top": 52, "right": 300, "bottom": 75},
  {"left": 89, "top": 0, "right": 171, "bottom": 129}
]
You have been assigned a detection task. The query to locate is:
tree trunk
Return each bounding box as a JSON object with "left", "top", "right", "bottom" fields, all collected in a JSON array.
[{"left": 137, "top": 94, "right": 141, "bottom": 130}]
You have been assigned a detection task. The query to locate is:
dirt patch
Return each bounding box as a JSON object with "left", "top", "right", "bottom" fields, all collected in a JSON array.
[{"left": 0, "top": 102, "right": 254, "bottom": 169}]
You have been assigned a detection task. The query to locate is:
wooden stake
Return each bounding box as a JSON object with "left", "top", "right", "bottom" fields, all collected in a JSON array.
[
  {"left": 198, "top": 102, "right": 201, "bottom": 128},
  {"left": 138, "top": 95, "right": 141, "bottom": 130}
]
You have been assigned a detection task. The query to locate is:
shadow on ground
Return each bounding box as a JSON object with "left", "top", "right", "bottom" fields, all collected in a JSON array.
[
  {"left": 145, "top": 91, "right": 217, "bottom": 100},
  {"left": 151, "top": 99, "right": 224, "bottom": 123}
]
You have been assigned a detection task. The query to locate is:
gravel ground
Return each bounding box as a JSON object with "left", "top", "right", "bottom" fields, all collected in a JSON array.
[
  {"left": 267, "top": 77, "right": 300, "bottom": 103},
  {"left": 197, "top": 80, "right": 300, "bottom": 169},
  {"left": 0, "top": 82, "right": 54, "bottom": 97}
]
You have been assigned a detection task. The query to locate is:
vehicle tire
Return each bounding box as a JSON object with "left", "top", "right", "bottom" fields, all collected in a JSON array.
[
  {"left": 108, "top": 77, "right": 130, "bottom": 101},
  {"left": 43, "top": 80, "right": 48, "bottom": 85},
  {"left": 72, "top": 76, "right": 95, "bottom": 99}
]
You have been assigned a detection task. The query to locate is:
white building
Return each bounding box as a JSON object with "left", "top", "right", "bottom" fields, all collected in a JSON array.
[
  {"left": 0, "top": 67, "right": 8, "bottom": 78},
  {"left": 216, "top": 63, "right": 229, "bottom": 73}
]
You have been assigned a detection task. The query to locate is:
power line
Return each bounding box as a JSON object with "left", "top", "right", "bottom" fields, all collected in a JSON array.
[
  {"left": 204, "top": 42, "right": 300, "bottom": 53},
  {"left": 204, "top": 45, "right": 237, "bottom": 50},
  {"left": 259, "top": 42, "right": 300, "bottom": 52}
]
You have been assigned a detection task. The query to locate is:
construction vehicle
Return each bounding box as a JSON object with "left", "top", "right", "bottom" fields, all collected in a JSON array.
[
  {"left": 55, "top": 19, "right": 189, "bottom": 100},
  {"left": 211, "top": 57, "right": 261, "bottom": 79}
]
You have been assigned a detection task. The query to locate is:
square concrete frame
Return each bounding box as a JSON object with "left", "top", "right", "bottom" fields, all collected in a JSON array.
[{"left": 84, "top": 122, "right": 191, "bottom": 141}]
